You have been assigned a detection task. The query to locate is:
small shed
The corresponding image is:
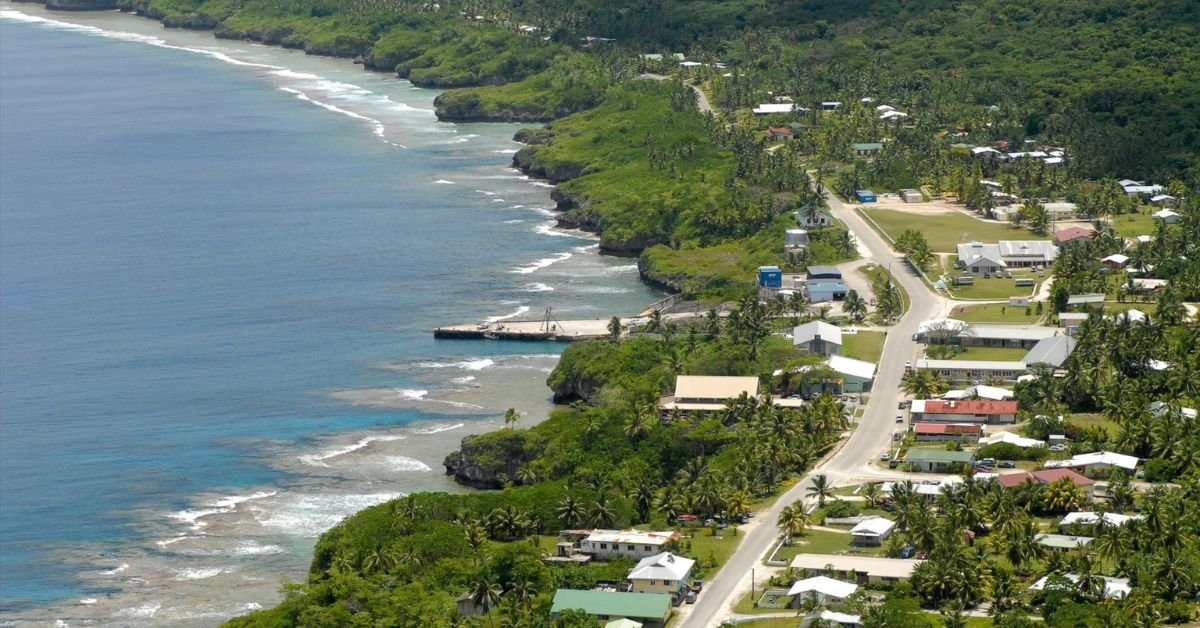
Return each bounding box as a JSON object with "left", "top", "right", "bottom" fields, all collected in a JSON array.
[
  {"left": 758, "top": 266, "right": 782, "bottom": 288},
  {"left": 1009, "top": 296, "right": 1029, "bottom": 307},
  {"left": 855, "top": 190, "right": 877, "bottom": 203},
  {"left": 899, "top": 189, "right": 922, "bottom": 203}
]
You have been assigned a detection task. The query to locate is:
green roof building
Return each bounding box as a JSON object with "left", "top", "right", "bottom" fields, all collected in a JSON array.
[
  {"left": 852, "top": 142, "right": 883, "bottom": 154},
  {"left": 551, "top": 590, "right": 672, "bottom": 627},
  {"left": 904, "top": 448, "right": 975, "bottom": 472}
]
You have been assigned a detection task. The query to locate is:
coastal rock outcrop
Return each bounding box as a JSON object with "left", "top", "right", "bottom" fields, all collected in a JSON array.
[
  {"left": 443, "top": 430, "right": 538, "bottom": 489},
  {"left": 42, "top": 0, "right": 117, "bottom": 10}
]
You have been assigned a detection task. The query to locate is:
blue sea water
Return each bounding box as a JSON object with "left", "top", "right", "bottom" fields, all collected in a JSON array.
[{"left": 0, "top": 7, "right": 658, "bottom": 620}]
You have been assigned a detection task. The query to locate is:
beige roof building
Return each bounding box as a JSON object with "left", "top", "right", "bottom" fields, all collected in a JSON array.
[{"left": 790, "top": 554, "right": 922, "bottom": 583}]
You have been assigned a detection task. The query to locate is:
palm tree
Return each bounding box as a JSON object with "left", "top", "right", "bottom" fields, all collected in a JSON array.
[
  {"left": 464, "top": 521, "right": 489, "bottom": 566},
  {"left": 589, "top": 494, "right": 616, "bottom": 527},
  {"left": 503, "top": 407, "right": 520, "bottom": 429},
  {"left": 723, "top": 489, "right": 752, "bottom": 536},
  {"left": 806, "top": 474, "right": 834, "bottom": 508},
  {"left": 843, "top": 290, "right": 867, "bottom": 322},
  {"left": 557, "top": 495, "right": 585, "bottom": 528},
  {"left": 861, "top": 482, "right": 882, "bottom": 508},
  {"left": 607, "top": 316, "right": 623, "bottom": 341},
  {"left": 1040, "top": 477, "right": 1083, "bottom": 514},
  {"left": 777, "top": 500, "right": 812, "bottom": 539},
  {"left": 624, "top": 405, "right": 656, "bottom": 439},
  {"left": 469, "top": 574, "right": 504, "bottom": 615}
]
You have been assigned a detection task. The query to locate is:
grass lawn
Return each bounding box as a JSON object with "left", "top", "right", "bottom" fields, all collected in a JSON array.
[
  {"left": 947, "top": 346, "right": 1030, "bottom": 361},
  {"left": 1068, "top": 413, "right": 1121, "bottom": 437},
  {"left": 733, "top": 591, "right": 798, "bottom": 615},
  {"left": 1102, "top": 301, "right": 1157, "bottom": 314},
  {"left": 864, "top": 209, "right": 1039, "bottom": 252},
  {"left": 950, "top": 303, "right": 1043, "bottom": 323},
  {"left": 720, "top": 618, "right": 801, "bottom": 628},
  {"left": 945, "top": 277, "right": 1040, "bottom": 300},
  {"left": 772, "top": 529, "right": 884, "bottom": 564},
  {"left": 1110, "top": 210, "right": 1159, "bottom": 238},
  {"left": 842, "top": 331, "right": 886, "bottom": 362}
]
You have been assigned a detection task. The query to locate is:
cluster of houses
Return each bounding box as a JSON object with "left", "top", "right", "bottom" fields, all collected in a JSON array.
[
  {"left": 969, "top": 145, "right": 1067, "bottom": 166},
  {"left": 757, "top": 264, "right": 850, "bottom": 304}
]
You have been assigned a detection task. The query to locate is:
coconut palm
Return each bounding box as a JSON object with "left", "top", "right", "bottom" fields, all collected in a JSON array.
[
  {"left": 469, "top": 574, "right": 504, "bottom": 614},
  {"left": 843, "top": 290, "right": 868, "bottom": 322},
  {"left": 556, "top": 495, "right": 585, "bottom": 528},
  {"left": 861, "top": 482, "right": 882, "bottom": 508},
  {"left": 589, "top": 494, "right": 616, "bottom": 527},
  {"left": 777, "top": 500, "right": 812, "bottom": 539},
  {"left": 806, "top": 474, "right": 834, "bottom": 508},
  {"left": 503, "top": 407, "right": 520, "bottom": 429}
]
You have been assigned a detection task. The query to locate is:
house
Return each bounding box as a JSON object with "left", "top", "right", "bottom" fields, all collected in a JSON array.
[
  {"left": 627, "top": 552, "right": 695, "bottom": 600},
  {"left": 1034, "top": 533, "right": 1092, "bottom": 551},
  {"left": 1101, "top": 253, "right": 1129, "bottom": 269},
  {"left": 1044, "top": 451, "right": 1138, "bottom": 473},
  {"left": 880, "top": 477, "right": 963, "bottom": 501},
  {"left": 1060, "top": 512, "right": 1140, "bottom": 528},
  {"left": 1057, "top": 312, "right": 1089, "bottom": 335},
  {"left": 980, "top": 431, "right": 1045, "bottom": 448},
  {"left": 820, "top": 611, "right": 863, "bottom": 627},
  {"left": 658, "top": 376, "right": 758, "bottom": 412},
  {"left": 851, "top": 142, "right": 883, "bottom": 155},
  {"left": 1130, "top": 278, "right": 1168, "bottom": 293},
  {"left": 956, "top": 241, "right": 1058, "bottom": 272},
  {"left": 849, "top": 517, "right": 896, "bottom": 546},
  {"left": 807, "top": 266, "right": 843, "bottom": 281},
  {"left": 790, "top": 554, "right": 922, "bottom": 585},
  {"left": 766, "top": 126, "right": 795, "bottom": 141},
  {"left": 795, "top": 208, "right": 835, "bottom": 228},
  {"left": 1029, "top": 574, "right": 1130, "bottom": 600},
  {"left": 605, "top": 620, "right": 643, "bottom": 628},
  {"left": 855, "top": 189, "right": 877, "bottom": 203},
  {"left": 456, "top": 592, "right": 486, "bottom": 617},
  {"left": 879, "top": 110, "right": 908, "bottom": 120},
  {"left": 971, "top": 147, "right": 1001, "bottom": 157},
  {"left": 1022, "top": 336, "right": 1076, "bottom": 369},
  {"left": 1065, "top": 293, "right": 1105, "bottom": 309},
  {"left": 793, "top": 321, "right": 843, "bottom": 356},
  {"left": 914, "top": 358, "right": 1028, "bottom": 383},
  {"left": 579, "top": 530, "right": 681, "bottom": 560},
  {"left": 913, "top": 422, "right": 984, "bottom": 442},
  {"left": 996, "top": 468, "right": 1095, "bottom": 501},
  {"left": 786, "top": 576, "right": 858, "bottom": 604},
  {"left": 752, "top": 103, "right": 797, "bottom": 116},
  {"left": 821, "top": 101, "right": 842, "bottom": 110},
  {"left": 943, "top": 385, "right": 1014, "bottom": 401},
  {"left": 910, "top": 399, "right": 1018, "bottom": 424},
  {"left": 550, "top": 590, "right": 672, "bottom": 627},
  {"left": 1150, "top": 194, "right": 1176, "bottom": 205},
  {"left": 824, "top": 355, "right": 877, "bottom": 393},
  {"left": 1152, "top": 209, "right": 1180, "bottom": 224},
  {"left": 1054, "top": 226, "right": 1094, "bottom": 246},
  {"left": 1122, "top": 183, "right": 1164, "bottom": 197},
  {"left": 953, "top": 324, "right": 1063, "bottom": 349},
  {"left": 1149, "top": 401, "right": 1198, "bottom": 421},
  {"left": 874, "top": 105, "right": 895, "bottom": 114},
  {"left": 899, "top": 189, "right": 922, "bottom": 203},
  {"left": 903, "top": 448, "right": 975, "bottom": 472}
]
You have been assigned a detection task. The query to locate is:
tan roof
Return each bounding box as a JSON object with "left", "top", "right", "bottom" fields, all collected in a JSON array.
[{"left": 673, "top": 375, "right": 758, "bottom": 400}]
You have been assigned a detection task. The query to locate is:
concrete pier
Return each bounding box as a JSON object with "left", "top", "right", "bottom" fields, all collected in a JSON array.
[{"left": 433, "top": 318, "right": 628, "bottom": 342}]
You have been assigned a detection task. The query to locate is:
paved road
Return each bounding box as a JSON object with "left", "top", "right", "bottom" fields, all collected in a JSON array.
[
  {"left": 636, "top": 73, "right": 713, "bottom": 113},
  {"left": 680, "top": 189, "right": 942, "bottom": 627}
]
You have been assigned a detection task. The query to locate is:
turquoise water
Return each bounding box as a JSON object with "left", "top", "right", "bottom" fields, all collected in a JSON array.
[{"left": 0, "top": 7, "right": 658, "bottom": 621}]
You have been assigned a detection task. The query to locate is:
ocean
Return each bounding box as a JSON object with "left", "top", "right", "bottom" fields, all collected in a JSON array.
[{"left": 0, "top": 6, "right": 659, "bottom": 624}]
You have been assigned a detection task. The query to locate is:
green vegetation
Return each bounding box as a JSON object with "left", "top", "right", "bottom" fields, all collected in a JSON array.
[
  {"left": 841, "top": 331, "right": 885, "bottom": 363},
  {"left": 945, "top": 278, "right": 1040, "bottom": 301},
  {"left": 1109, "top": 210, "right": 1160, "bottom": 238},
  {"left": 865, "top": 210, "right": 1038, "bottom": 253},
  {"left": 950, "top": 303, "right": 1042, "bottom": 324},
  {"left": 947, "top": 347, "right": 1030, "bottom": 362}
]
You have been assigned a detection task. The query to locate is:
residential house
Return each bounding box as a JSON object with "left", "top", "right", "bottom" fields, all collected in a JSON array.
[
  {"left": 849, "top": 517, "right": 896, "bottom": 546},
  {"left": 1057, "top": 312, "right": 1089, "bottom": 335},
  {"left": 996, "top": 468, "right": 1096, "bottom": 501},
  {"left": 980, "top": 431, "right": 1045, "bottom": 448},
  {"left": 909, "top": 399, "right": 1018, "bottom": 424},
  {"left": 880, "top": 477, "right": 964, "bottom": 501},
  {"left": 1101, "top": 253, "right": 1129, "bottom": 269},
  {"left": 790, "top": 554, "right": 922, "bottom": 585},
  {"left": 879, "top": 110, "right": 908, "bottom": 121},
  {"left": 1044, "top": 451, "right": 1138, "bottom": 474},
  {"left": 1152, "top": 209, "right": 1180, "bottom": 224},
  {"left": 1150, "top": 194, "right": 1176, "bottom": 205},
  {"left": 766, "top": 126, "right": 795, "bottom": 141},
  {"left": 795, "top": 208, "right": 835, "bottom": 228},
  {"left": 1149, "top": 401, "right": 1198, "bottom": 421},
  {"left": 627, "top": 552, "right": 695, "bottom": 600},
  {"left": 1030, "top": 575, "right": 1130, "bottom": 599},
  {"left": 787, "top": 576, "right": 858, "bottom": 605},
  {"left": 658, "top": 375, "right": 803, "bottom": 412},
  {"left": 1054, "top": 226, "right": 1094, "bottom": 247},
  {"left": 793, "top": 321, "right": 843, "bottom": 356},
  {"left": 455, "top": 592, "right": 486, "bottom": 617},
  {"left": 1065, "top": 293, "right": 1105, "bottom": 310},
  {"left": 1022, "top": 336, "right": 1077, "bottom": 369},
  {"left": 903, "top": 448, "right": 976, "bottom": 472},
  {"left": 752, "top": 103, "right": 797, "bottom": 116},
  {"left": 821, "top": 101, "right": 842, "bottom": 110},
  {"left": 1060, "top": 512, "right": 1140, "bottom": 528},
  {"left": 550, "top": 590, "right": 672, "bottom": 627},
  {"left": 913, "top": 422, "right": 984, "bottom": 442},
  {"left": 918, "top": 321, "right": 1062, "bottom": 349},
  {"left": 851, "top": 142, "right": 882, "bottom": 156},
  {"left": 914, "top": 358, "right": 1027, "bottom": 384},
  {"left": 579, "top": 530, "right": 680, "bottom": 560},
  {"left": 971, "top": 147, "right": 1001, "bottom": 157},
  {"left": 824, "top": 355, "right": 877, "bottom": 393},
  {"left": 820, "top": 611, "right": 863, "bottom": 627}
]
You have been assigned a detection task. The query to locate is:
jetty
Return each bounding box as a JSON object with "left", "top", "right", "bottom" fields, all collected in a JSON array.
[{"left": 434, "top": 317, "right": 626, "bottom": 342}]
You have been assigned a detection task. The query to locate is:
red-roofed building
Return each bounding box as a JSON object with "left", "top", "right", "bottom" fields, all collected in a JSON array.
[
  {"left": 766, "top": 126, "right": 795, "bottom": 141},
  {"left": 995, "top": 468, "right": 1095, "bottom": 501},
  {"left": 912, "top": 422, "right": 984, "bottom": 442},
  {"left": 910, "top": 399, "right": 1018, "bottom": 424},
  {"left": 1054, "top": 226, "right": 1095, "bottom": 246}
]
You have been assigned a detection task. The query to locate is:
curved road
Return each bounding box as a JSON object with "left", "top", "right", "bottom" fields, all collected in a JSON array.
[{"left": 679, "top": 188, "right": 941, "bottom": 627}]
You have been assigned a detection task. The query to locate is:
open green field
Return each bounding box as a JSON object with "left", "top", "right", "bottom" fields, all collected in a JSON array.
[
  {"left": 945, "top": 277, "right": 1041, "bottom": 300},
  {"left": 948, "top": 346, "right": 1030, "bottom": 361},
  {"left": 864, "top": 209, "right": 1039, "bottom": 252},
  {"left": 1068, "top": 413, "right": 1122, "bottom": 437},
  {"left": 1110, "top": 210, "right": 1159, "bottom": 238},
  {"left": 842, "top": 331, "right": 886, "bottom": 362},
  {"left": 772, "top": 528, "right": 885, "bottom": 563},
  {"left": 950, "top": 303, "right": 1043, "bottom": 323},
  {"left": 721, "top": 618, "right": 800, "bottom": 628}
]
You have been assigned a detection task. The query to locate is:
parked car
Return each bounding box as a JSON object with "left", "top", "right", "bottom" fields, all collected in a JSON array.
[
  {"left": 898, "top": 400, "right": 908, "bottom": 409},
  {"left": 904, "top": 360, "right": 913, "bottom": 369},
  {"left": 685, "top": 591, "right": 697, "bottom": 604},
  {"left": 998, "top": 460, "right": 1016, "bottom": 468},
  {"left": 899, "top": 545, "right": 917, "bottom": 559},
  {"left": 895, "top": 414, "right": 905, "bottom": 423},
  {"left": 888, "top": 460, "right": 900, "bottom": 469},
  {"left": 881, "top": 452, "right": 891, "bottom": 461},
  {"left": 980, "top": 458, "right": 996, "bottom": 467},
  {"left": 1048, "top": 444, "right": 1068, "bottom": 452}
]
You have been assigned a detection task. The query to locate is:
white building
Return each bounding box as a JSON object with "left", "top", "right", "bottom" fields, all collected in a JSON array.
[
  {"left": 944, "top": 385, "right": 1015, "bottom": 401},
  {"left": 1059, "top": 512, "right": 1141, "bottom": 527},
  {"left": 1045, "top": 451, "right": 1138, "bottom": 473},
  {"left": 849, "top": 517, "right": 896, "bottom": 546},
  {"left": 786, "top": 576, "right": 858, "bottom": 604},
  {"left": 1030, "top": 574, "right": 1130, "bottom": 599},
  {"left": 980, "top": 431, "right": 1045, "bottom": 448},
  {"left": 1152, "top": 209, "right": 1180, "bottom": 223},
  {"left": 790, "top": 554, "right": 922, "bottom": 584},
  {"left": 793, "top": 321, "right": 843, "bottom": 356},
  {"left": 580, "top": 530, "right": 680, "bottom": 560},
  {"left": 956, "top": 240, "right": 1058, "bottom": 272},
  {"left": 627, "top": 552, "right": 695, "bottom": 597}
]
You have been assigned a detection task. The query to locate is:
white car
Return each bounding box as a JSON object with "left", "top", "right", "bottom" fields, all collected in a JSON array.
[
  {"left": 904, "top": 360, "right": 912, "bottom": 369},
  {"left": 880, "top": 452, "right": 891, "bottom": 461}
]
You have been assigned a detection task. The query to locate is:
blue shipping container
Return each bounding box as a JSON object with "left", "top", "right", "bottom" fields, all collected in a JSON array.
[
  {"left": 758, "top": 265, "right": 782, "bottom": 288},
  {"left": 855, "top": 189, "right": 877, "bottom": 203}
]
